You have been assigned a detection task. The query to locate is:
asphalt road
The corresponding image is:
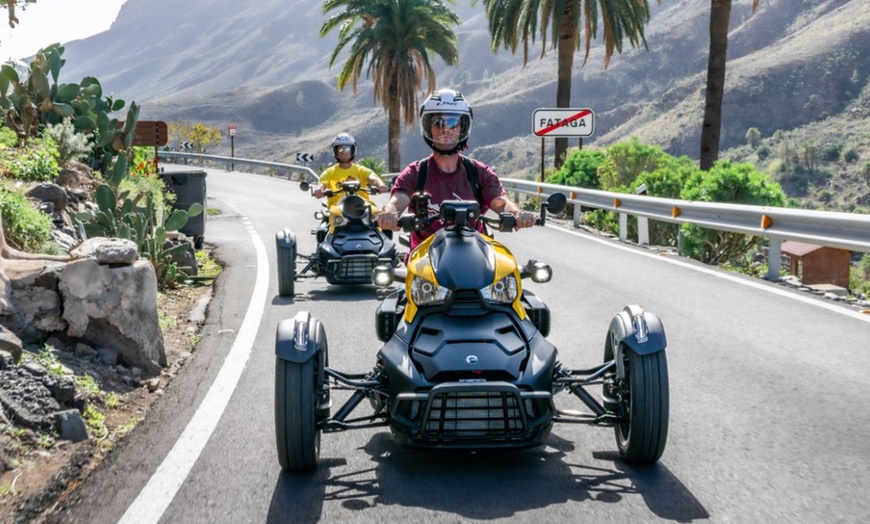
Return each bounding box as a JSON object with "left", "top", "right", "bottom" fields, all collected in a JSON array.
[{"left": 51, "top": 168, "right": 870, "bottom": 523}]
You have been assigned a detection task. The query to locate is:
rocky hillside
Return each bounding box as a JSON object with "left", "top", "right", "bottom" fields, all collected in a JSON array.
[{"left": 58, "top": 0, "right": 870, "bottom": 197}]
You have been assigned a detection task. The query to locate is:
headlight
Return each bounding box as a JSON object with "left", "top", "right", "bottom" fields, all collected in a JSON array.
[
  {"left": 333, "top": 216, "right": 344, "bottom": 226},
  {"left": 530, "top": 262, "right": 552, "bottom": 283},
  {"left": 480, "top": 274, "right": 517, "bottom": 304},
  {"left": 411, "top": 277, "right": 451, "bottom": 306},
  {"left": 371, "top": 265, "right": 394, "bottom": 287}
]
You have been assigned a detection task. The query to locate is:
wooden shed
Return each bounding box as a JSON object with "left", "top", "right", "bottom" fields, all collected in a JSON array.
[{"left": 781, "top": 241, "right": 851, "bottom": 288}]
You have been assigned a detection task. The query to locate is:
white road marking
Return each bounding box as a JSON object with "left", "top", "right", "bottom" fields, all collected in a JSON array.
[
  {"left": 119, "top": 204, "right": 270, "bottom": 524},
  {"left": 549, "top": 224, "right": 870, "bottom": 324}
]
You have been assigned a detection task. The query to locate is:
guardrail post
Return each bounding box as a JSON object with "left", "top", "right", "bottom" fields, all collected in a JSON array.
[
  {"left": 573, "top": 204, "right": 582, "bottom": 228},
  {"left": 637, "top": 216, "right": 649, "bottom": 246},
  {"left": 767, "top": 238, "right": 782, "bottom": 281},
  {"left": 619, "top": 213, "right": 627, "bottom": 242}
]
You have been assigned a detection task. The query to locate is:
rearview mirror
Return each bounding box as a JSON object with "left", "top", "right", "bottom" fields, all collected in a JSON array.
[
  {"left": 544, "top": 193, "right": 567, "bottom": 215},
  {"left": 300, "top": 181, "right": 310, "bottom": 191}
]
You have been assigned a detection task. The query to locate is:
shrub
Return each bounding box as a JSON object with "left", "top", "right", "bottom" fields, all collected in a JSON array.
[
  {"left": 820, "top": 143, "right": 842, "bottom": 161},
  {"left": 756, "top": 145, "right": 771, "bottom": 161},
  {"left": 44, "top": 118, "right": 93, "bottom": 167},
  {"left": 0, "top": 125, "right": 18, "bottom": 148},
  {"left": 0, "top": 183, "right": 53, "bottom": 252},
  {"left": 843, "top": 147, "right": 859, "bottom": 162},
  {"left": 3, "top": 137, "right": 60, "bottom": 182},
  {"left": 357, "top": 157, "right": 387, "bottom": 176},
  {"left": 547, "top": 148, "right": 607, "bottom": 189},
  {"left": 597, "top": 138, "right": 671, "bottom": 190}
]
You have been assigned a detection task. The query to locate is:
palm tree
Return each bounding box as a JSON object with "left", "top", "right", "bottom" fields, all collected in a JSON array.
[
  {"left": 700, "top": 0, "right": 759, "bottom": 171},
  {"left": 320, "top": 0, "right": 461, "bottom": 172},
  {"left": 476, "top": 0, "right": 657, "bottom": 169}
]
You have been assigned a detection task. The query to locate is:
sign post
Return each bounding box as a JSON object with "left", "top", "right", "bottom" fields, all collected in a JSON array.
[
  {"left": 532, "top": 108, "right": 594, "bottom": 182},
  {"left": 228, "top": 124, "right": 236, "bottom": 171},
  {"left": 131, "top": 120, "right": 169, "bottom": 173}
]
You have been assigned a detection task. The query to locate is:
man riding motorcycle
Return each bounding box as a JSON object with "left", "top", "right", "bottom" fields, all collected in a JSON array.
[{"left": 377, "top": 89, "right": 536, "bottom": 250}]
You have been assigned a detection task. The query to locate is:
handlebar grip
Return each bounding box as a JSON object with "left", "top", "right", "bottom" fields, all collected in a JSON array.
[
  {"left": 398, "top": 215, "right": 417, "bottom": 232},
  {"left": 499, "top": 213, "right": 517, "bottom": 232}
]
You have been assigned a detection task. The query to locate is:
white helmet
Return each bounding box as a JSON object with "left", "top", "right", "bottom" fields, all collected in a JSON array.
[
  {"left": 331, "top": 132, "right": 356, "bottom": 161},
  {"left": 419, "top": 89, "right": 473, "bottom": 155}
]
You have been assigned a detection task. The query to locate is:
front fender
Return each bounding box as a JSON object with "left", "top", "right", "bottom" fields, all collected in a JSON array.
[
  {"left": 275, "top": 311, "right": 324, "bottom": 363},
  {"left": 608, "top": 305, "right": 667, "bottom": 356},
  {"left": 276, "top": 228, "right": 296, "bottom": 250}
]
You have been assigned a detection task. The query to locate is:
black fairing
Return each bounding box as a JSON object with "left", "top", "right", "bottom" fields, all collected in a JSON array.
[
  {"left": 318, "top": 227, "right": 396, "bottom": 259},
  {"left": 428, "top": 228, "right": 494, "bottom": 289},
  {"left": 377, "top": 308, "right": 558, "bottom": 392}
]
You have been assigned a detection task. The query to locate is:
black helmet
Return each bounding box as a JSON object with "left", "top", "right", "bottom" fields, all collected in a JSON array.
[
  {"left": 331, "top": 133, "right": 356, "bottom": 161},
  {"left": 419, "top": 89, "right": 473, "bottom": 155}
]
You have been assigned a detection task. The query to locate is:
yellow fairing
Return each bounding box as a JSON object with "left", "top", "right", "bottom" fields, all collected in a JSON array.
[
  {"left": 402, "top": 232, "right": 527, "bottom": 323},
  {"left": 486, "top": 235, "right": 526, "bottom": 319}
]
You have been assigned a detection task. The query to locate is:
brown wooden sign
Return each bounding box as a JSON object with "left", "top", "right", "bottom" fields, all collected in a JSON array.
[{"left": 131, "top": 120, "right": 168, "bottom": 147}]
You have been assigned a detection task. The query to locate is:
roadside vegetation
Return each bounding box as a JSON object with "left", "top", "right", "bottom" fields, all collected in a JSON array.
[{"left": 546, "top": 139, "right": 870, "bottom": 297}]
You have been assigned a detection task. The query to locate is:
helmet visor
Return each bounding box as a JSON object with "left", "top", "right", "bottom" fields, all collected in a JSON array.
[{"left": 422, "top": 112, "right": 471, "bottom": 145}]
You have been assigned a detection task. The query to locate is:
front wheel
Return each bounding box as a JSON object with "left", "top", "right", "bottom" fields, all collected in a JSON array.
[
  {"left": 275, "top": 357, "right": 319, "bottom": 473},
  {"left": 612, "top": 347, "right": 669, "bottom": 464}
]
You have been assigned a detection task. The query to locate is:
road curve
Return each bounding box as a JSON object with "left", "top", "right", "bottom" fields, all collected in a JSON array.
[{"left": 51, "top": 168, "right": 870, "bottom": 524}]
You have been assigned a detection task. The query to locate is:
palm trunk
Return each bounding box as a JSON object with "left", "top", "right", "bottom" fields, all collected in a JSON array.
[
  {"left": 554, "top": 15, "right": 576, "bottom": 170},
  {"left": 387, "top": 76, "right": 402, "bottom": 173},
  {"left": 700, "top": 0, "right": 732, "bottom": 171}
]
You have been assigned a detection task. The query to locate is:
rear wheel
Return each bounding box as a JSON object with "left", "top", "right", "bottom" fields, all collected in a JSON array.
[
  {"left": 611, "top": 346, "right": 669, "bottom": 464},
  {"left": 275, "top": 357, "right": 319, "bottom": 473},
  {"left": 276, "top": 231, "right": 296, "bottom": 297}
]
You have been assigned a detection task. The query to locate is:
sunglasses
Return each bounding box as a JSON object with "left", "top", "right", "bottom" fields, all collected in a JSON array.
[
  {"left": 335, "top": 145, "right": 353, "bottom": 153},
  {"left": 432, "top": 116, "right": 462, "bottom": 130}
]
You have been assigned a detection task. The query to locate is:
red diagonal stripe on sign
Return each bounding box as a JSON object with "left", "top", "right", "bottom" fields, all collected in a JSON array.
[{"left": 537, "top": 109, "right": 592, "bottom": 136}]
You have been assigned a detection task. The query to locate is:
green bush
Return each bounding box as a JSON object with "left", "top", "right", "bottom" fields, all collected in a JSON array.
[
  {"left": 357, "top": 157, "right": 387, "bottom": 176},
  {"left": 756, "top": 145, "right": 771, "bottom": 161},
  {"left": 679, "top": 160, "right": 786, "bottom": 264},
  {"left": 3, "top": 137, "right": 60, "bottom": 182},
  {"left": 0, "top": 125, "right": 18, "bottom": 148},
  {"left": 547, "top": 148, "right": 607, "bottom": 189},
  {"left": 597, "top": 138, "right": 671, "bottom": 191},
  {"left": 0, "top": 183, "right": 53, "bottom": 252},
  {"left": 820, "top": 143, "right": 841, "bottom": 161},
  {"left": 844, "top": 147, "right": 859, "bottom": 162}
]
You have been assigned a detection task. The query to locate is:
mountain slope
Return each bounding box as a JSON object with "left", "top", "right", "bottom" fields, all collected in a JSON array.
[{"left": 59, "top": 0, "right": 869, "bottom": 184}]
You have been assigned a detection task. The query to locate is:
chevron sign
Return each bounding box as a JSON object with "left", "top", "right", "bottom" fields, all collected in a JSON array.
[
  {"left": 296, "top": 153, "right": 314, "bottom": 163},
  {"left": 181, "top": 141, "right": 195, "bottom": 150}
]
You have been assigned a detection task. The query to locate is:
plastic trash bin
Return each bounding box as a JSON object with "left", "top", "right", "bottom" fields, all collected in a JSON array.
[{"left": 161, "top": 170, "right": 207, "bottom": 249}]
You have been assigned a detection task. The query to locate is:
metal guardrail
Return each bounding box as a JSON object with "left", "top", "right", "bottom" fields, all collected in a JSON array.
[
  {"left": 159, "top": 152, "right": 870, "bottom": 279},
  {"left": 158, "top": 151, "right": 320, "bottom": 183}
]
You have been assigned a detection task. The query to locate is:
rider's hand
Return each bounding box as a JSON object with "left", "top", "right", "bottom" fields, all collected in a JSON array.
[
  {"left": 379, "top": 186, "right": 390, "bottom": 194},
  {"left": 378, "top": 210, "right": 400, "bottom": 231},
  {"left": 313, "top": 188, "right": 325, "bottom": 199},
  {"left": 515, "top": 210, "right": 537, "bottom": 229}
]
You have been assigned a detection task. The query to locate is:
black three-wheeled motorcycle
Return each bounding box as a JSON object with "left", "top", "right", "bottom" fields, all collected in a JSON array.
[
  {"left": 275, "top": 192, "right": 669, "bottom": 473},
  {"left": 275, "top": 180, "right": 398, "bottom": 296}
]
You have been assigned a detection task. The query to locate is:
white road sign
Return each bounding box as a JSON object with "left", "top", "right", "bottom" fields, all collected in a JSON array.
[
  {"left": 296, "top": 153, "right": 314, "bottom": 163},
  {"left": 532, "top": 108, "right": 594, "bottom": 137}
]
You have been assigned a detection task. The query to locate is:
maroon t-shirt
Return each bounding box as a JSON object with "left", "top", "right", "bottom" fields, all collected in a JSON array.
[{"left": 392, "top": 154, "right": 506, "bottom": 250}]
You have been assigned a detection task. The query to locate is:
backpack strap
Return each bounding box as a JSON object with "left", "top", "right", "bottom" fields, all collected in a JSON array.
[{"left": 416, "top": 157, "right": 483, "bottom": 208}]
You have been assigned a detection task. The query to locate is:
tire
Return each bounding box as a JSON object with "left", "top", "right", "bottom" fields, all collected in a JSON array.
[
  {"left": 612, "top": 346, "right": 669, "bottom": 464},
  {"left": 276, "top": 232, "right": 296, "bottom": 297},
  {"left": 275, "top": 357, "right": 319, "bottom": 473}
]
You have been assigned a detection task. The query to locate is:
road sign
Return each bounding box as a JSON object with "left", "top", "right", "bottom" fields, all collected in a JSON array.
[
  {"left": 296, "top": 153, "right": 314, "bottom": 163},
  {"left": 532, "top": 108, "right": 594, "bottom": 137},
  {"left": 228, "top": 124, "right": 236, "bottom": 137},
  {"left": 181, "top": 141, "right": 195, "bottom": 150},
  {"left": 131, "top": 120, "right": 169, "bottom": 146}
]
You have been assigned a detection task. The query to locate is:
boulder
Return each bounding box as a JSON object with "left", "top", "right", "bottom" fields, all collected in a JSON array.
[{"left": 70, "top": 237, "right": 139, "bottom": 265}]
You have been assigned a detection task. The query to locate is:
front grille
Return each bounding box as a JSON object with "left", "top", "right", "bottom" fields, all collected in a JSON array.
[
  {"left": 325, "top": 254, "right": 382, "bottom": 283},
  {"left": 424, "top": 390, "right": 525, "bottom": 438}
]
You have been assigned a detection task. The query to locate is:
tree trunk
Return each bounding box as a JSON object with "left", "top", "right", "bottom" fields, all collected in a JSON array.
[
  {"left": 700, "top": 0, "right": 732, "bottom": 171},
  {"left": 554, "top": 15, "right": 577, "bottom": 170},
  {"left": 387, "top": 76, "right": 402, "bottom": 173}
]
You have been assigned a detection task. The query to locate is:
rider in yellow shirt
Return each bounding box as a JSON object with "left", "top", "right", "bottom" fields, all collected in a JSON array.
[{"left": 314, "top": 133, "right": 389, "bottom": 208}]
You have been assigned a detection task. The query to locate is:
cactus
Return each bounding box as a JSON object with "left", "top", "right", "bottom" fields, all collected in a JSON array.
[{"left": 0, "top": 44, "right": 139, "bottom": 175}]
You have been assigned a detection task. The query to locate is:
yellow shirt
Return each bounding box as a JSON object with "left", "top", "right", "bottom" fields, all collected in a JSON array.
[{"left": 319, "top": 164, "right": 382, "bottom": 207}]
